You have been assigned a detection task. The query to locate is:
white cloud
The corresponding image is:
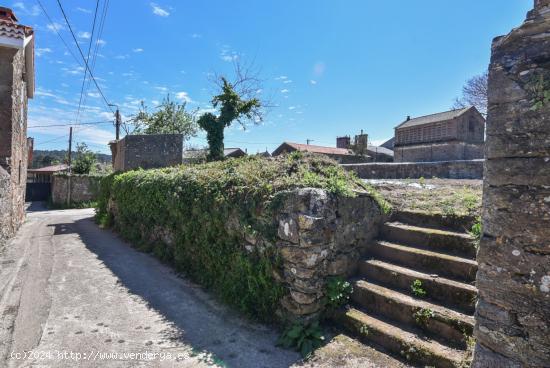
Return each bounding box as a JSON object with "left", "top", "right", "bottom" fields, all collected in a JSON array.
[
  {"left": 190, "top": 33, "right": 202, "bottom": 39},
  {"left": 283, "top": 80, "right": 292, "bottom": 84},
  {"left": 87, "top": 92, "right": 100, "bottom": 98},
  {"left": 288, "top": 106, "right": 296, "bottom": 110},
  {"left": 36, "top": 48, "right": 52, "bottom": 57},
  {"left": 150, "top": 3, "right": 170, "bottom": 17},
  {"left": 76, "top": 7, "right": 92, "bottom": 13},
  {"left": 275, "top": 76, "right": 288, "bottom": 80},
  {"left": 175, "top": 91, "right": 193, "bottom": 103},
  {"left": 115, "top": 55, "right": 129, "bottom": 60},
  {"left": 310, "top": 80, "right": 317, "bottom": 85},
  {"left": 280, "top": 89, "right": 290, "bottom": 93},
  {"left": 96, "top": 39, "right": 107, "bottom": 46},
  {"left": 369, "top": 139, "right": 389, "bottom": 146},
  {"left": 220, "top": 46, "right": 238, "bottom": 62},
  {"left": 12, "top": 2, "right": 40, "bottom": 16},
  {"left": 133, "top": 48, "right": 144, "bottom": 53},
  {"left": 47, "top": 22, "right": 65, "bottom": 33},
  {"left": 78, "top": 31, "right": 91, "bottom": 39},
  {"left": 155, "top": 86, "right": 168, "bottom": 92},
  {"left": 313, "top": 62, "right": 326, "bottom": 77},
  {"left": 63, "top": 66, "right": 85, "bottom": 75}
]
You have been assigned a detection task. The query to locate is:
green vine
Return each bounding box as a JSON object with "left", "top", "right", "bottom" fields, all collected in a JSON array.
[{"left": 96, "top": 154, "right": 374, "bottom": 321}]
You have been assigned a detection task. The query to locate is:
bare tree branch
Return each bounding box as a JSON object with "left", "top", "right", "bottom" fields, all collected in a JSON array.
[{"left": 453, "top": 71, "right": 488, "bottom": 115}]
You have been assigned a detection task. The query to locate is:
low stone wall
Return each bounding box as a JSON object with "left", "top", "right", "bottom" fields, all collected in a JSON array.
[
  {"left": 342, "top": 159, "right": 483, "bottom": 179},
  {"left": 106, "top": 187, "right": 383, "bottom": 322},
  {"left": 109, "top": 134, "right": 183, "bottom": 171},
  {"left": 51, "top": 174, "right": 102, "bottom": 205},
  {"left": 274, "top": 189, "right": 383, "bottom": 320}
]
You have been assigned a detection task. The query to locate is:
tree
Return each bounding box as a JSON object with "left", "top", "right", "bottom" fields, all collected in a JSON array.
[
  {"left": 198, "top": 63, "right": 263, "bottom": 161},
  {"left": 72, "top": 143, "right": 97, "bottom": 174},
  {"left": 453, "top": 71, "right": 488, "bottom": 115},
  {"left": 127, "top": 95, "right": 197, "bottom": 139}
]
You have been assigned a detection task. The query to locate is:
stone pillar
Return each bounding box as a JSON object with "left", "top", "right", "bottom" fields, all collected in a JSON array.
[{"left": 472, "top": 1, "right": 550, "bottom": 367}]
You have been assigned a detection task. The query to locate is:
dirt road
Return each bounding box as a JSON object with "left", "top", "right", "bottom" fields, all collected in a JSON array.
[{"left": 0, "top": 204, "right": 300, "bottom": 367}]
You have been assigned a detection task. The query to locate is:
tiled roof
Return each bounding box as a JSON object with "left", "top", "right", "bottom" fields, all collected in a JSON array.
[
  {"left": 0, "top": 19, "right": 32, "bottom": 40},
  {"left": 282, "top": 142, "right": 354, "bottom": 155},
  {"left": 396, "top": 107, "right": 472, "bottom": 129},
  {"left": 367, "top": 145, "right": 394, "bottom": 157},
  {"left": 27, "top": 164, "right": 68, "bottom": 173}
]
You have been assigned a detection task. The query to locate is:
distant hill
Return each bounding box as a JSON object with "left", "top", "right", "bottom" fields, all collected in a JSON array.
[{"left": 32, "top": 150, "right": 111, "bottom": 169}]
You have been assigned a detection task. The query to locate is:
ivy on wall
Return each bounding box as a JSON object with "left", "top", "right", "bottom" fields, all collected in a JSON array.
[{"left": 96, "top": 153, "right": 373, "bottom": 321}]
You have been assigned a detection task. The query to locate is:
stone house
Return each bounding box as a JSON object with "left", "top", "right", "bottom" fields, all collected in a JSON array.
[
  {"left": 393, "top": 106, "right": 485, "bottom": 162},
  {"left": 271, "top": 142, "right": 370, "bottom": 164},
  {"left": 109, "top": 134, "right": 183, "bottom": 171},
  {"left": 337, "top": 133, "right": 394, "bottom": 162},
  {"left": 0, "top": 7, "right": 34, "bottom": 243}
]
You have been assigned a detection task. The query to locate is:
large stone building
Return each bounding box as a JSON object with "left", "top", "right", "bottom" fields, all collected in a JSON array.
[
  {"left": 393, "top": 106, "right": 485, "bottom": 162},
  {"left": 0, "top": 8, "right": 34, "bottom": 243}
]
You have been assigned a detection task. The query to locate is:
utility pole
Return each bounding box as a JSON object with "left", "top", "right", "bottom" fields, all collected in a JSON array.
[
  {"left": 67, "top": 126, "right": 73, "bottom": 205},
  {"left": 115, "top": 108, "right": 121, "bottom": 140}
]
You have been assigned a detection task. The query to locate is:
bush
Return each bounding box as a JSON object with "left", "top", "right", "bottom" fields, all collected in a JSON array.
[{"left": 96, "top": 154, "right": 374, "bottom": 321}]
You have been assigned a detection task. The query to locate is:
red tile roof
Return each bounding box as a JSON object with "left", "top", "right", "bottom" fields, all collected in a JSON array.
[
  {"left": 282, "top": 142, "right": 353, "bottom": 155},
  {"left": 27, "top": 164, "right": 68, "bottom": 174}
]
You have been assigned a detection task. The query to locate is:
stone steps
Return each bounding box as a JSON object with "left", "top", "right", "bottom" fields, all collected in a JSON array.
[
  {"left": 390, "top": 209, "right": 477, "bottom": 233},
  {"left": 336, "top": 308, "right": 466, "bottom": 368},
  {"left": 366, "top": 240, "right": 478, "bottom": 283},
  {"left": 359, "top": 259, "right": 476, "bottom": 314},
  {"left": 351, "top": 280, "right": 474, "bottom": 347},
  {"left": 334, "top": 210, "right": 477, "bottom": 367},
  {"left": 382, "top": 222, "right": 477, "bottom": 259}
]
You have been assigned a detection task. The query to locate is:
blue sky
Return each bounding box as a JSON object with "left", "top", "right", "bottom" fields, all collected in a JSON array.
[{"left": 17, "top": 0, "right": 532, "bottom": 154}]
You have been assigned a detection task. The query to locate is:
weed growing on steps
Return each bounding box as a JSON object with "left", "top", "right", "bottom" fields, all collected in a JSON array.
[
  {"left": 359, "top": 324, "right": 370, "bottom": 336},
  {"left": 277, "top": 321, "right": 325, "bottom": 358},
  {"left": 413, "top": 308, "right": 434, "bottom": 326},
  {"left": 324, "top": 276, "right": 353, "bottom": 311},
  {"left": 411, "top": 279, "right": 427, "bottom": 297},
  {"left": 469, "top": 217, "right": 482, "bottom": 250}
]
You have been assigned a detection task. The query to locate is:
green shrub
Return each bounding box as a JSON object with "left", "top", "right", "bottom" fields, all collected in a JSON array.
[
  {"left": 96, "top": 154, "right": 380, "bottom": 322},
  {"left": 277, "top": 320, "right": 325, "bottom": 358},
  {"left": 411, "top": 279, "right": 427, "bottom": 297}
]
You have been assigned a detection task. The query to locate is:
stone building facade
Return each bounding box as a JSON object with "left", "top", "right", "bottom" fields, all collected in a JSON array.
[
  {"left": 0, "top": 8, "right": 34, "bottom": 243},
  {"left": 109, "top": 134, "right": 183, "bottom": 171},
  {"left": 393, "top": 106, "right": 485, "bottom": 162},
  {"left": 472, "top": 1, "right": 550, "bottom": 367}
]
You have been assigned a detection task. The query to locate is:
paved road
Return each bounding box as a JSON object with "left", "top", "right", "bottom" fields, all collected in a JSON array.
[{"left": 0, "top": 204, "right": 300, "bottom": 367}]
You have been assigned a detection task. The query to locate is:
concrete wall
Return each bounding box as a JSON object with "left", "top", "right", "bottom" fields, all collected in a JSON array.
[
  {"left": 472, "top": 2, "right": 550, "bottom": 367},
  {"left": 0, "top": 45, "right": 29, "bottom": 245},
  {"left": 51, "top": 175, "right": 102, "bottom": 205},
  {"left": 394, "top": 141, "right": 484, "bottom": 163},
  {"left": 342, "top": 159, "right": 483, "bottom": 179},
  {"left": 110, "top": 134, "right": 183, "bottom": 171}
]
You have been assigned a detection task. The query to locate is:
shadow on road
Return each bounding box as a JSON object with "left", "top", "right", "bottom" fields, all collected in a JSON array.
[{"left": 73, "top": 215, "right": 301, "bottom": 368}]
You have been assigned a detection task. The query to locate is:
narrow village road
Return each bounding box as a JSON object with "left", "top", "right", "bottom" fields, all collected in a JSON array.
[{"left": 0, "top": 204, "right": 300, "bottom": 368}]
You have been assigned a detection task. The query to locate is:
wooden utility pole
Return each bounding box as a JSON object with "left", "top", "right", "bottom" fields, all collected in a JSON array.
[
  {"left": 115, "top": 108, "right": 121, "bottom": 140},
  {"left": 67, "top": 126, "right": 73, "bottom": 205}
]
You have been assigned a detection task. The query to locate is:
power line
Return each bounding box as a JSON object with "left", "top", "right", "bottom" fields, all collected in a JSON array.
[
  {"left": 29, "top": 121, "right": 113, "bottom": 129},
  {"left": 35, "top": 0, "right": 82, "bottom": 67},
  {"left": 75, "top": 0, "right": 100, "bottom": 125},
  {"left": 55, "top": 0, "right": 113, "bottom": 113}
]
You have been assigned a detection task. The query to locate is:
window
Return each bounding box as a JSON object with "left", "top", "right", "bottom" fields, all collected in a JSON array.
[{"left": 469, "top": 119, "right": 475, "bottom": 132}]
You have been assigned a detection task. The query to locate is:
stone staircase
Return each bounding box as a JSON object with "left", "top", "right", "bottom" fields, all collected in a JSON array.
[{"left": 336, "top": 210, "right": 478, "bottom": 368}]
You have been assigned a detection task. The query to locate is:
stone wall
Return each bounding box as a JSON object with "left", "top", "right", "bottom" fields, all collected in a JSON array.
[
  {"left": 107, "top": 187, "right": 384, "bottom": 322},
  {"left": 394, "top": 141, "right": 484, "bottom": 162},
  {"left": 0, "top": 45, "right": 29, "bottom": 244},
  {"left": 342, "top": 159, "right": 483, "bottom": 179},
  {"left": 109, "top": 134, "right": 183, "bottom": 171},
  {"left": 274, "top": 189, "right": 383, "bottom": 320},
  {"left": 51, "top": 175, "right": 102, "bottom": 205},
  {"left": 473, "top": 1, "right": 550, "bottom": 367}
]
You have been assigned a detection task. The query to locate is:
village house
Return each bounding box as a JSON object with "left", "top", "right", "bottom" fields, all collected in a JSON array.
[
  {"left": 271, "top": 141, "right": 370, "bottom": 164},
  {"left": 0, "top": 7, "right": 34, "bottom": 242},
  {"left": 393, "top": 106, "right": 485, "bottom": 162}
]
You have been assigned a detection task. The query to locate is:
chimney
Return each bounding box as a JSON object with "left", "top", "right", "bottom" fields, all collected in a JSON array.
[
  {"left": 0, "top": 7, "right": 18, "bottom": 23},
  {"left": 406, "top": 115, "right": 411, "bottom": 121},
  {"left": 336, "top": 135, "right": 351, "bottom": 149}
]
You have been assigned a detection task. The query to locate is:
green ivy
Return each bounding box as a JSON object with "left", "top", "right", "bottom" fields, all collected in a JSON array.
[{"left": 96, "top": 154, "right": 378, "bottom": 322}]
